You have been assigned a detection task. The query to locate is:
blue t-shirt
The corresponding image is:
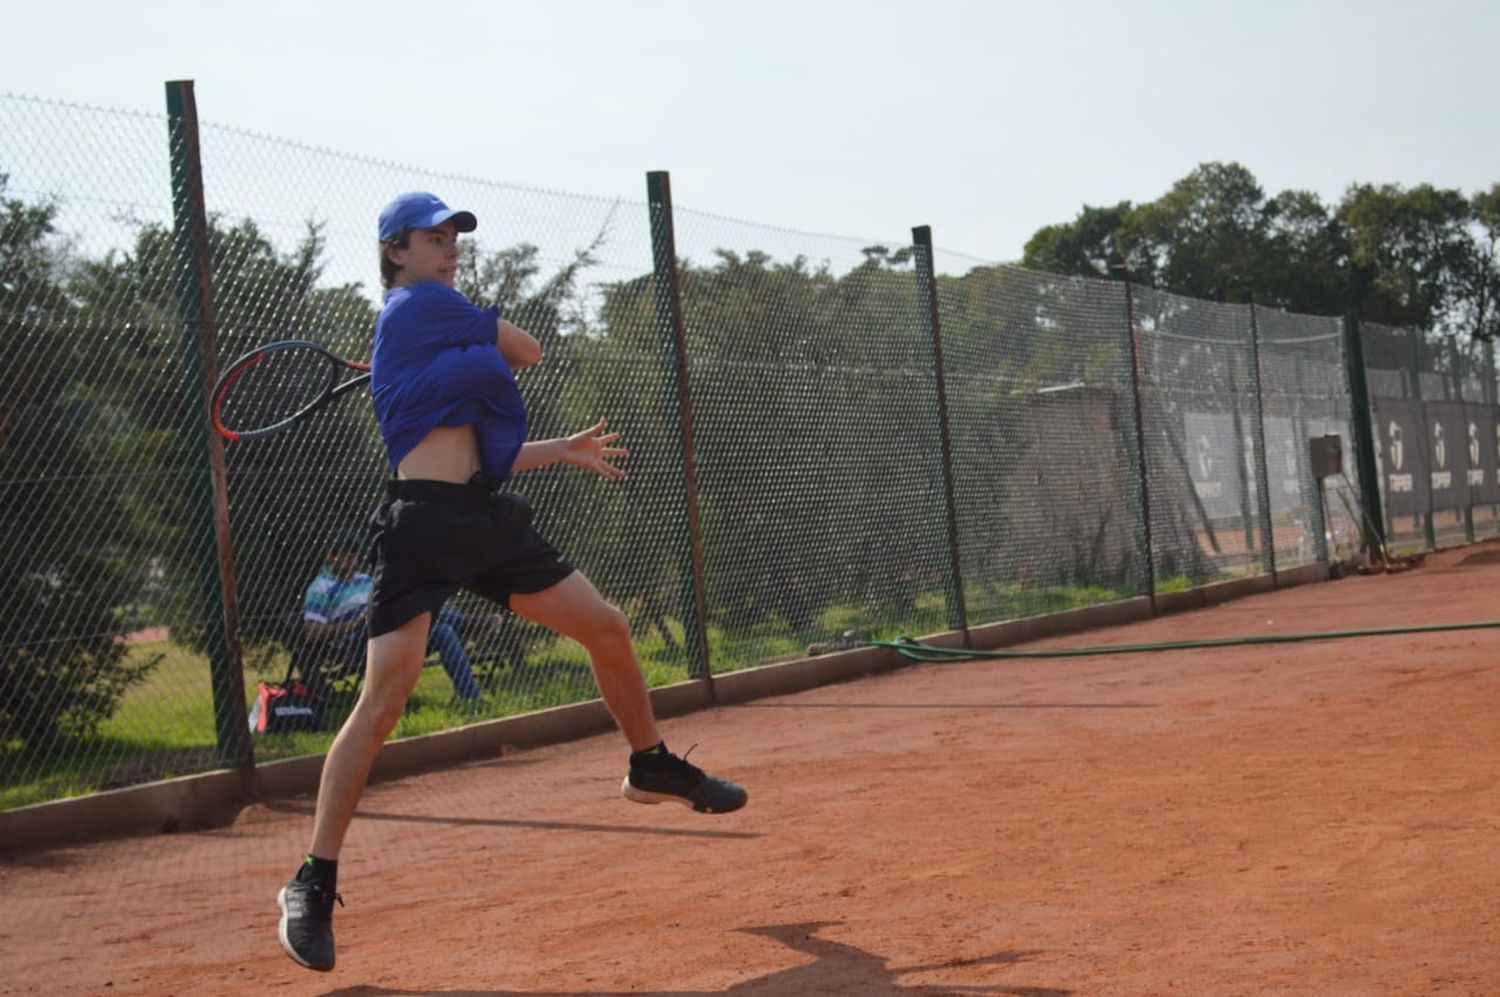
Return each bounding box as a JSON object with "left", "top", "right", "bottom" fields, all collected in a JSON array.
[{"left": 372, "top": 281, "right": 528, "bottom": 486}]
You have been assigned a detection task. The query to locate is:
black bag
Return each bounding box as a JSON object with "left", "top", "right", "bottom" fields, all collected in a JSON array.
[{"left": 248, "top": 680, "right": 325, "bottom": 734}]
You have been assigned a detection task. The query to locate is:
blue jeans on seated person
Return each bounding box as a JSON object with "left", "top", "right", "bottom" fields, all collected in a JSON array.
[
  {"left": 325, "top": 606, "right": 480, "bottom": 700},
  {"left": 428, "top": 607, "right": 482, "bottom": 701}
]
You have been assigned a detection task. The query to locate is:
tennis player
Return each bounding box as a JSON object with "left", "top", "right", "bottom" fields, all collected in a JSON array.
[{"left": 277, "top": 191, "right": 747, "bottom": 972}]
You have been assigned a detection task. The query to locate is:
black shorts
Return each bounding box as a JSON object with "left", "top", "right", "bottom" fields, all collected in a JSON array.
[{"left": 366, "top": 478, "right": 576, "bottom": 638}]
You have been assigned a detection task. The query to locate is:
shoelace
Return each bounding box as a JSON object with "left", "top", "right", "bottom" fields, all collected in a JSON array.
[
  {"left": 297, "top": 881, "right": 345, "bottom": 914},
  {"left": 634, "top": 743, "right": 705, "bottom": 780},
  {"left": 674, "top": 743, "right": 705, "bottom": 780}
]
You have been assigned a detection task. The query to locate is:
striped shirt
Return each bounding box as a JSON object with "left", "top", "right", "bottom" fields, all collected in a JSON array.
[{"left": 303, "top": 567, "right": 373, "bottom": 624}]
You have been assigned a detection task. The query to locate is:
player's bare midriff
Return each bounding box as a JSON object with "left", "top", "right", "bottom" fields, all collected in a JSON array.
[{"left": 396, "top": 424, "right": 483, "bottom": 484}]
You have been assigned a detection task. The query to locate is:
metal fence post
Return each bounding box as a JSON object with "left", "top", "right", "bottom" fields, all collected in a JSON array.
[
  {"left": 1408, "top": 327, "right": 1437, "bottom": 549},
  {"left": 164, "top": 80, "right": 255, "bottom": 792},
  {"left": 1449, "top": 336, "right": 1476, "bottom": 542},
  {"left": 1487, "top": 339, "right": 1498, "bottom": 406},
  {"left": 1286, "top": 356, "right": 1326, "bottom": 563},
  {"left": 1246, "top": 302, "right": 1277, "bottom": 580},
  {"left": 1227, "top": 348, "right": 1257, "bottom": 565},
  {"left": 1122, "top": 272, "right": 1157, "bottom": 613},
  {"left": 645, "top": 171, "right": 713, "bottom": 688},
  {"left": 911, "top": 226, "right": 969, "bottom": 644},
  {"left": 1341, "top": 312, "right": 1386, "bottom": 557},
  {"left": 1482, "top": 335, "right": 1494, "bottom": 536}
]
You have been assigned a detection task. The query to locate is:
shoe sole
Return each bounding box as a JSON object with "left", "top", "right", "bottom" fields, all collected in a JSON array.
[
  {"left": 621, "top": 777, "right": 692, "bottom": 808},
  {"left": 620, "top": 777, "right": 747, "bottom": 814},
  {"left": 277, "top": 886, "right": 334, "bottom": 972}
]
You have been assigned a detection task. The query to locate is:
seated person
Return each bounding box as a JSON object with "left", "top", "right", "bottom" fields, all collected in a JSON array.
[{"left": 303, "top": 530, "right": 482, "bottom": 701}]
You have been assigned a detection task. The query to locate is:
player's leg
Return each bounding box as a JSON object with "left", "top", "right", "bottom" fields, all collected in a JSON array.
[
  {"left": 279, "top": 612, "right": 431, "bottom": 972},
  {"left": 310, "top": 612, "right": 432, "bottom": 854},
  {"left": 510, "top": 572, "right": 658, "bottom": 748},
  {"left": 508, "top": 573, "right": 746, "bottom": 814}
]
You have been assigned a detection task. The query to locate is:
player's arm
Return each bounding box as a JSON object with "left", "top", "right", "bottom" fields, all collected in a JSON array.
[
  {"left": 408, "top": 284, "right": 540, "bottom": 369},
  {"left": 497, "top": 318, "right": 542, "bottom": 371},
  {"left": 513, "top": 419, "right": 627, "bottom": 480}
]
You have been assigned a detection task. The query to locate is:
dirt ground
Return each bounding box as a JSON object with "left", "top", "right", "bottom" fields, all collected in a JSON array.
[{"left": 4, "top": 541, "right": 1500, "bottom": 996}]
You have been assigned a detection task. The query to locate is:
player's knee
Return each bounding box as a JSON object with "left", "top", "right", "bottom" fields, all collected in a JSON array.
[
  {"left": 355, "top": 683, "right": 410, "bottom": 736},
  {"left": 585, "top": 603, "right": 632, "bottom": 649},
  {"left": 363, "top": 701, "right": 401, "bottom": 737}
]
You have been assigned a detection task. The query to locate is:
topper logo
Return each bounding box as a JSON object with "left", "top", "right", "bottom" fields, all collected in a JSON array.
[
  {"left": 1433, "top": 420, "right": 1446, "bottom": 469},
  {"left": 1471, "top": 422, "right": 1481, "bottom": 468},
  {"left": 1388, "top": 421, "right": 1403, "bottom": 471}
]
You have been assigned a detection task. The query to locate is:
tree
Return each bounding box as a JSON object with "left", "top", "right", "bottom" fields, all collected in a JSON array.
[
  {"left": 1021, "top": 202, "right": 1133, "bottom": 281},
  {"left": 0, "top": 176, "right": 157, "bottom": 749},
  {"left": 1456, "top": 183, "right": 1500, "bottom": 342},
  {"left": 64, "top": 215, "right": 383, "bottom": 653},
  {"left": 1020, "top": 164, "right": 1500, "bottom": 347},
  {"left": 1259, "top": 188, "right": 1351, "bottom": 314},
  {"left": 1338, "top": 182, "right": 1474, "bottom": 333},
  {"left": 1118, "top": 162, "right": 1270, "bottom": 301}
]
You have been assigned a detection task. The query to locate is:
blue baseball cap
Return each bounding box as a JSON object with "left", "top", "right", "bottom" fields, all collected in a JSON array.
[{"left": 378, "top": 191, "right": 477, "bottom": 241}]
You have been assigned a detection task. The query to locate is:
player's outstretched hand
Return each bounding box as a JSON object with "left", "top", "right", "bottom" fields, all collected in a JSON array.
[{"left": 560, "top": 419, "right": 629, "bottom": 480}]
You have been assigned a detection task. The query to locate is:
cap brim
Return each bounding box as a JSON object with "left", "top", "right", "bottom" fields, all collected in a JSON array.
[{"left": 431, "top": 208, "right": 477, "bottom": 233}]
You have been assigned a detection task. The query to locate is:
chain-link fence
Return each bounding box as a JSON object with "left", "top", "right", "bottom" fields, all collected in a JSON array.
[
  {"left": 937, "top": 266, "right": 1148, "bottom": 623},
  {"left": 1134, "top": 289, "right": 1267, "bottom": 583},
  {"left": 198, "top": 119, "right": 693, "bottom": 761},
  {"left": 1252, "top": 306, "right": 1364, "bottom": 569},
  {"left": 4, "top": 89, "right": 1491, "bottom": 812},
  {"left": 1362, "top": 319, "right": 1500, "bottom": 553},
  {"left": 669, "top": 212, "right": 953, "bottom": 669},
  {"left": 2, "top": 97, "right": 206, "bottom": 808}
]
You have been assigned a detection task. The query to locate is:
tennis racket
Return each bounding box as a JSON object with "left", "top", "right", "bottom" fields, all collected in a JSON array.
[{"left": 211, "top": 340, "right": 371, "bottom": 442}]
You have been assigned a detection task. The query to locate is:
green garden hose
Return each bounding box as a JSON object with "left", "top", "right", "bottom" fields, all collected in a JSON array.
[{"left": 862, "top": 619, "right": 1500, "bottom": 662}]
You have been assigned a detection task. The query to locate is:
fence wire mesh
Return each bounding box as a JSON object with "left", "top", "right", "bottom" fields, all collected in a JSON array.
[
  {"left": 1362, "top": 319, "right": 1500, "bottom": 552},
  {"left": 7, "top": 90, "right": 1493, "bottom": 812},
  {"left": 937, "top": 265, "right": 1148, "bottom": 624},
  {"left": 196, "top": 123, "right": 694, "bottom": 761},
  {"left": 0, "top": 97, "right": 209, "bottom": 808},
  {"left": 669, "top": 214, "right": 952, "bottom": 667},
  {"left": 1251, "top": 307, "right": 1362, "bottom": 568},
  {"left": 1454, "top": 337, "right": 1500, "bottom": 539},
  {"left": 1132, "top": 288, "right": 1269, "bottom": 583}
]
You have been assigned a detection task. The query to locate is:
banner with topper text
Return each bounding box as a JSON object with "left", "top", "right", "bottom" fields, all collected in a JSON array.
[
  {"left": 1372, "top": 397, "right": 1431, "bottom": 518},
  {"left": 1261, "top": 415, "right": 1314, "bottom": 514},
  {"left": 1182, "top": 412, "right": 1246, "bottom": 521},
  {"left": 1425, "top": 400, "right": 1472, "bottom": 512},
  {"left": 1462, "top": 402, "right": 1500, "bottom": 505}
]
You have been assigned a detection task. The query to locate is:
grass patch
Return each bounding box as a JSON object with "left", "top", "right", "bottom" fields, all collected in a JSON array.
[
  {"left": 2, "top": 630, "right": 696, "bottom": 808},
  {"left": 962, "top": 581, "right": 1137, "bottom": 625},
  {"left": 2, "top": 580, "right": 1149, "bottom": 808}
]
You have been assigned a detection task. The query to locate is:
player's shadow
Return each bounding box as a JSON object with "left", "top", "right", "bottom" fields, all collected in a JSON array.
[
  {"left": 745, "top": 701, "right": 1155, "bottom": 710},
  {"left": 264, "top": 800, "right": 760, "bottom": 840},
  {"left": 319, "top": 920, "right": 1071, "bottom": 996}
]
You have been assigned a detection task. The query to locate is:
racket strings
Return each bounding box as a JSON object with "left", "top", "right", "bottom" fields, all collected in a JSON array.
[{"left": 217, "top": 347, "right": 339, "bottom": 435}]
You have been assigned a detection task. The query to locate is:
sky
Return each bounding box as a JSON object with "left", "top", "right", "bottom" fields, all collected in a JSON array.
[{"left": 4, "top": 0, "right": 1497, "bottom": 264}]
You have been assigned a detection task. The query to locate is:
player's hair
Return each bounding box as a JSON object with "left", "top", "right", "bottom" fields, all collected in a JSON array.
[{"left": 379, "top": 229, "right": 411, "bottom": 289}]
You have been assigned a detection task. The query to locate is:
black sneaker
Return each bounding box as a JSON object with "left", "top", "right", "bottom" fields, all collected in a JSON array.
[
  {"left": 622, "top": 747, "right": 747, "bottom": 814},
  {"left": 277, "top": 877, "right": 342, "bottom": 971}
]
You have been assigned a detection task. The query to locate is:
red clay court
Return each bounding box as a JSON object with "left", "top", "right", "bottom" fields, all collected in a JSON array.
[{"left": 3, "top": 541, "right": 1499, "bottom": 995}]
